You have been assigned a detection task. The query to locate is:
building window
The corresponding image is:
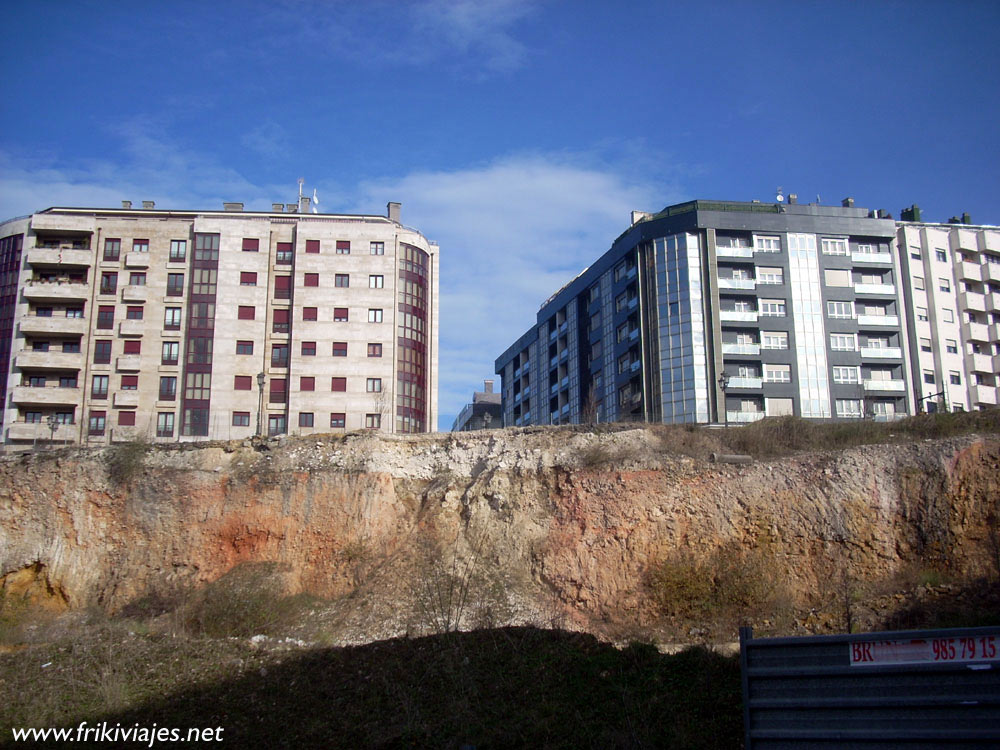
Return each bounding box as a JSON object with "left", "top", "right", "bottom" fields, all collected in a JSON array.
[
  {"left": 129, "top": 272, "right": 146, "bottom": 286},
  {"left": 32, "top": 341, "right": 49, "bottom": 352},
  {"left": 167, "top": 273, "right": 184, "bottom": 296},
  {"left": 330, "top": 412, "right": 346, "bottom": 428},
  {"left": 827, "top": 300, "right": 853, "bottom": 319},
  {"left": 759, "top": 299, "right": 786, "bottom": 317},
  {"left": 126, "top": 306, "right": 143, "bottom": 320},
  {"left": 830, "top": 333, "right": 857, "bottom": 351},
  {"left": 300, "top": 376, "right": 315, "bottom": 391},
  {"left": 331, "top": 377, "right": 346, "bottom": 392},
  {"left": 919, "top": 337, "right": 932, "bottom": 352},
  {"left": 96, "top": 305, "right": 115, "bottom": 329},
  {"left": 24, "top": 411, "right": 42, "bottom": 423},
  {"left": 332, "top": 341, "right": 347, "bottom": 357},
  {"left": 939, "top": 277, "right": 951, "bottom": 292},
  {"left": 194, "top": 233, "right": 219, "bottom": 261},
  {"left": 336, "top": 241, "right": 351, "bottom": 255},
  {"left": 832, "top": 366, "right": 860, "bottom": 384},
  {"left": 169, "top": 240, "right": 187, "bottom": 261},
  {"left": 757, "top": 267, "right": 783, "bottom": 284},
  {"left": 65, "top": 307, "right": 83, "bottom": 318},
  {"left": 103, "top": 239, "right": 121, "bottom": 261},
  {"left": 184, "top": 372, "right": 212, "bottom": 400},
  {"left": 836, "top": 399, "right": 863, "bottom": 418},
  {"left": 366, "top": 378, "right": 382, "bottom": 392},
  {"left": 370, "top": 242, "right": 383, "bottom": 255},
  {"left": 950, "top": 371, "right": 961, "bottom": 385},
  {"left": 242, "top": 238, "right": 259, "bottom": 252},
  {"left": 272, "top": 308, "right": 290, "bottom": 333},
  {"left": 946, "top": 339, "right": 958, "bottom": 354},
  {"left": 132, "top": 239, "right": 149, "bottom": 253},
  {"left": 191, "top": 268, "right": 218, "bottom": 296},
  {"left": 917, "top": 306, "right": 929, "bottom": 321},
  {"left": 123, "top": 340, "right": 141, "bottom": 355},
  {"left": 301, "top": 341, "right": 316, "bottom": 356},
  {"left": 182, "top": 408, "right": 210, "bottom": 437},
  {"left": 335, "top": 274, "right": 349, "bottom": 287},
  {"left": 334, "top": 307, "right": 349, "bottom": 322},
  {"left": 88, "top": 411, "right": 106, "bottom": 436},
  {"left": 923, "top": 370, "right": 935, "bottom": 384},
  {"left": 118, "top": 411, "right": 136, "bottom": 427},
  {"left": 299, "top": 412, "right": 314, "bottom": 428},
  {"left": 91, "top": 375, "right": 109, "bottom": 398},
  {"left": 271, "top": 343, "right": 289, "bottom": 367},
  {"left": 62, "top": 342, "right": 80, "bottom": 354},
  {"left": 910, "top": 246, "right": 921, "bottom": 259},
  {"left": 761, "top": 331, "right": 788, "bottom": 350},
  {"left": 238, "top": 305, "right": 255, "bottom": 320},
  {"left": 162, "top": 341, "right": 179, "bottom": 365},
  {"left": 100, "top": 272, "right": 118, "bottom": 294},
  {"left": 236, "top": 340, "right": 254, "bottom": 355},
  {"left": 234, "top": 375, "right": 252, "bottom": 390},
  {"left": 754, "top": 235, "right": 780, "bottom": 252},
  {"left": 161, "top": 307, "right": 180, "bottom": 330},
  {"left": 369, "top": 275, "right": 384, "bottom": 289},
  {"left": 303, "top": 307, "right": 317, "bottom": 321},
  {"left": 306, "top": 239, "right": 320, "bottom": 254},
  {"left": 269, "top": 378, "right": 288, "bottom": 405},
  {"left": 240, "top": 272, "right": 257, "bottom": 286},
  {"left": 93, "top": 340, "right": 112, "bottom": 364},
  {"left": 304, "top": 273, "right": 319, "bottom": 287},
  {"left": 276, "top": 242, "right": 293, "bottom": 264},
  {"left": 936, "top": 249, "right": 947, "bottom": 262},
  {"left": 764, "top": 364, "right": 791, "bottom": 383},
  {"left": 233, "top": 412, "right": 251, "bottom": 427},
  {"left": 821, "top": 238, "right": 849, "bottom": 255},
  {"left": 942, "top": 308, "right": 954, "bottom": 323},
  {"left": 914, "top": 276, "right": 924, "bottom": 290},
  {"left": 274, "top": 275, "right": 292, "bottom": 299},
  {"left": 365, "top": 414, "right": 381, "bottom": 429},
  {"left": 368, "top": 308, "right": 383, "bottom": 323},
  {"left": 156, "top": 413, "right": 175, "bottom": 437},
  {"left": 367, "top": 343, "right": 382, "bottom": 357},
  {"left": 159, "top": 376, "right": 177, "bottom": 400}
]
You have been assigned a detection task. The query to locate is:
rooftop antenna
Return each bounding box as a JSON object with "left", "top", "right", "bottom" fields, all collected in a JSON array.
[
  {"left": 311, "top": 188, "right": 320, "bottom": 214},
  {"left": 298, "top": 177, "right": 304, "bottom": 200},
  {"left": 775, "top": 186, "right": 784, "bottom": 203},
  {"left": 816, "top": 194, "right": 821, "bottom": 204}
]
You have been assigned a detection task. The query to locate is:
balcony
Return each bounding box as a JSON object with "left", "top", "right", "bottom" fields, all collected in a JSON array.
[
  {"left": 14, "top": 351, "right": 83, "bottom": 370},
  {"left": 116, "top": 355, "right": 141, "bottom": 372},
  {"left": 7, "top": 421, "right": 77, "bottom": 442},
  {"left": 26, "top": 247, "right": 93, "bottom": 267},
  {"left": 983, "top": 263, "right": 1000, "bottom": 284},
  {"left": 718, "top": 278, "right": 756, "bottom": 291},
  {"left": 986, "top": 292, "right": 1000, "bottom": 312},
  {"left": 720, "top": 310, "right": 758, "bottom": 323},
  {"left": 974, "top": 385, "right": 998, "bottom": 406},
  {"left": 124, "top": 252, "right": 150, "bottom": 268},
  {"left": 122, "top": 285, "right": 148, "bottom": 303},
  {"left": 856, "top": 314, "right": 899, "bottom": 327},
  {"left": 854, "top": 283, "right": 896, "bottom": 296},
  {"left": 852, "top": 251, "right": 892, "bottom": 265},
  {"left": 960, "top": 290, "right": 987, "bottom": 313},
  {"left": 117, "top": 319, "right": 144, "bottom": 337},
  {"left": 966, "top": 322, "right": 991, "bottom": 342},
  {"left": 863, "top": 379, "right": 906, "bottom": 392},
  {"left": 19, "top": 316, "right": 88, "bottom": 336},
  {"left": 716, "top": 245, "right": 754, "bottom": 258},
  {"left": 722, "top": 343, "right": 760, "bottom": 356},
  {"left": 957, "top": 261, "right": 983, "bottom": 281},
  {"left": 727, "top": 376, "right": 763, "bottom": 389},
  {"left": 727, "top": 410, "right": 765, "bottom": 423},
  {"left": 113, "top": 391, "right": 140, "bottom": 407},
  {"left": 968, "top": 353, "right": 994, "bottom": 373},
  {"left": 23, "top": 280, "right": 89, "bottom": 302},
  {"left": 10, "top": 385, "right": 81, "bottom": 406},
  {"left": 860, "top": 346, "right": 902, "bottom": 359}
]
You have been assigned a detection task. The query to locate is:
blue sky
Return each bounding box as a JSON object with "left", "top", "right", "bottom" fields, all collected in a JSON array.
[{"left": 2, "top": 0, "right": 998, "bottom": 430}]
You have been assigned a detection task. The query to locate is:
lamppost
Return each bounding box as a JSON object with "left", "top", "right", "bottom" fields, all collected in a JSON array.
[
  {"left": 718, "top": 372, "right": 729, "bottom": 428},
  {"left": 256, "top": 371, "right": 266, "bottom": 438},
  {"left": 46, "top": 413, "right": 58, "bottom": 448}
]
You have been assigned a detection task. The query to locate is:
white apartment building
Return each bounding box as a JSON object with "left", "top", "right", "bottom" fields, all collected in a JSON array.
[
  {"left": 896, "top": 219, "right": 1000, "bottom": 412},
  {"left": 0, "top": 199, "right": 438, "bottom": 448}
]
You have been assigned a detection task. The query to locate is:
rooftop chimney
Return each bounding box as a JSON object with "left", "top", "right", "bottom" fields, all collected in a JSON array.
[
  {"left": 142, "top": 200, "right": 155, "bottom": 209},
  {"left": 223, "top": 202, "right": 244, "bottom": 212},
  {"left": 788, "top": 193, "right": 798, "bottom": 204},
  {"left": 121, "top": 200, "right": 132, "bottom": 209},
  {"left": 387, "top": 202, "right": 401, "bottom": 223},
  {"left": 630, "top": 210, "right": 652, "bottom": 225},
  {"left": 285, "top": 203, "right": 298, "bottom": 213},
  {"left": 484, "top": 379, "right": 494, "bottom": 394},
  {"left": 300, "top": 196, "right": 311, "bottom": 213},
  {"left": 272, "top": 203, "right": 284, "bottom": 212},
  {"left": 900, "top": 204, "right": 922, "bottom": 222},
  {"left": 842, "top": 197, "right": 854, "bottom": 208}
]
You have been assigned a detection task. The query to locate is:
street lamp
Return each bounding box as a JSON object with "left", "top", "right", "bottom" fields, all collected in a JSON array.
[
  {"left": 256, "top": 371, "right": 266, "bottom": 437},
  {"left": 718, "top": 372, "right": 729, "bottom": 428},
  {"left": 46, "top": 414, "right": 58, "bottom": 448}
]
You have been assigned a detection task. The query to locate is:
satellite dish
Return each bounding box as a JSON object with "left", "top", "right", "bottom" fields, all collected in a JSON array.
[{"left": 776, "top": 194, "right": 785, "bottom": 203}]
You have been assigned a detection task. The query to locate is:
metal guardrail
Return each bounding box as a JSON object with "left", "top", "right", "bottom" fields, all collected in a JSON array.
[{"left": 740, "top": 625, "right": 1000, "bottom": 749}]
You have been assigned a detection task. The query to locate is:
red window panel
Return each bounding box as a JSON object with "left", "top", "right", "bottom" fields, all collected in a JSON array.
[
  {"left": 336, "top": 240, "right": 350, "bottom": 254},
  {"left": 272, "top": 308, "right": 290, "bottom": 333},
  {"left": 330, "top": 412, "right": 346, "bottom": 428},
  {"left": 304, "top": 273, "right": 319, "bottom": 287},
  {"left": 236, "top": 340, "right": 253, "bottom": 355},
  {"left": 274, "top": 275, "right": 292, "bottom": 298},
  {"left": 242, "top": 238, "right": 259, "bottom": 251},
  {"left": 334, "top": 307, "right": 348, "bottom": 322},
  {"left": 238, "top": 306, "right": 255, "bottom": 320},
  {"left": 332, "top": 342, "right": 347, "bottom": 357},
  {"left": 305, "top": 239, "right": 320, "bottom": 254},
  {"left": 121, "top": 375, "right": 139, "bottom": 389},
  {"left": 240, "top": 272, "right": 257, "bottom": 286},
  {"left": 300, "top": 376, "right": 315, "bottom": 391},
  {"left": 234, "top": 375, "right": 252, "bottom": 390},
  {"left": 303, "top": 307, "right": 317, "bottom": 321},
  {"left": 97, "top": 305, "right": 115, "bottom": 329},
  {"left": 302, "top": 341, "right": 316, "bottom": 356},
  {"left": 269, "top": 378, "right": 287, "bottom": 403},
  {"left": 118, "top": 411, "right": 136, "bottom": 426},
  {"left": 123, "top": 340, "right": 141, "bottom": 354},
  {"left": 367, "top": 343, "right": 383, "bottom": 357},
  {"left": 331, "top": 377, "right": 346, "bottom": 392}
]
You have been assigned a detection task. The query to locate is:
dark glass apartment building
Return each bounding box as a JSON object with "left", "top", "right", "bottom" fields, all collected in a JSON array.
[{"left": 495, "top": 199, "right": 910, "bottom": 426}]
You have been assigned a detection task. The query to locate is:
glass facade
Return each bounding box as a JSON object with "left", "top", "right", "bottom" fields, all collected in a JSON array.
[{"left": 787, "top": 233, "right": 832, "bottom": 417}]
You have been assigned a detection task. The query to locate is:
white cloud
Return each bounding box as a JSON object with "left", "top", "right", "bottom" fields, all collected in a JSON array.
[{"left": 412, "top": 0, "right": 538, "bottom": 73}]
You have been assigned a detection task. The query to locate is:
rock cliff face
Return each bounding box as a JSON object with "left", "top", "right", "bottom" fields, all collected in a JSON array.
[{"left": 1, "top": 428, "right": 998, "bottom": 640}]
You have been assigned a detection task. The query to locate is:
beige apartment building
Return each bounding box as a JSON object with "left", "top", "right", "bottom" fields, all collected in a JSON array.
[
  {"left": 896, "top": 216, "right": 1000, "bottom": 413},
  {"left": 0, "top": 199, "right": 438, "bottom": 448}
]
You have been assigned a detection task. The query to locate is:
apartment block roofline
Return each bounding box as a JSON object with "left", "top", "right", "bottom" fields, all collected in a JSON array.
[{"left": 35, "top": 205, "right": 404, "bottom": 223}]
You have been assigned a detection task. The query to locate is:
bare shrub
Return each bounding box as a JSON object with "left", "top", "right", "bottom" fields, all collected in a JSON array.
[{"left": 104, "top": 440, "right": 150, "bottom": 487}]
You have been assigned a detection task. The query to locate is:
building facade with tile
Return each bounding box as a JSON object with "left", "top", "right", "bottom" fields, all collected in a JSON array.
[
  {"left": 0, "top": 199, "right": 438, "bottom": 448},
  {"left": 495, "top": 198, "right": 915, "bottom": 427}
]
